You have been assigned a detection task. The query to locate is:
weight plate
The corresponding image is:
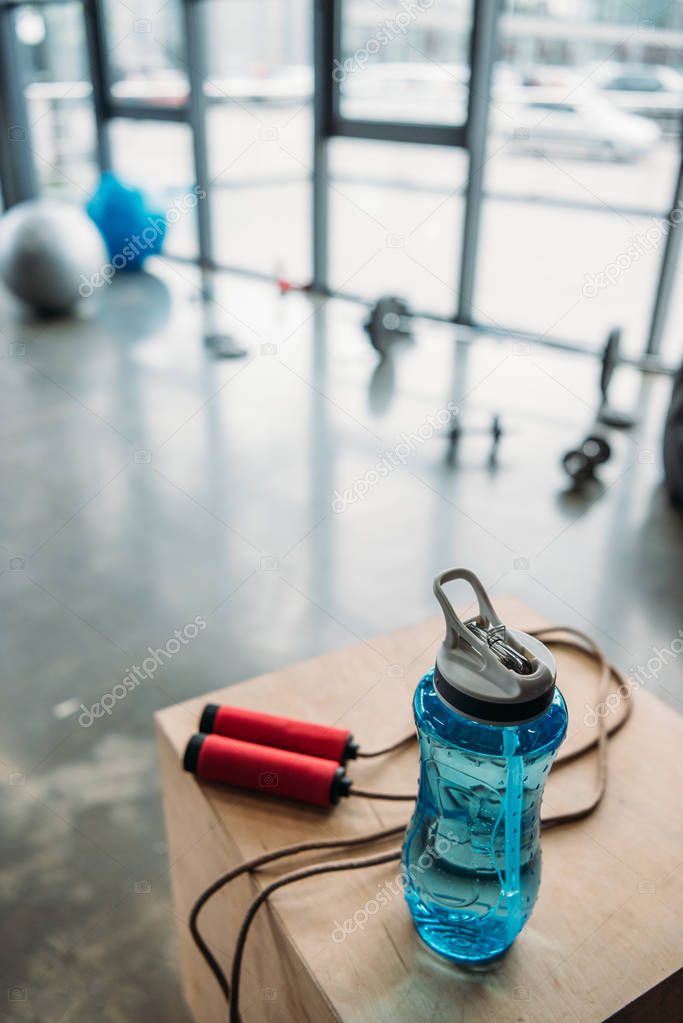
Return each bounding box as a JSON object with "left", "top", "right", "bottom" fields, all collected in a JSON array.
[
  {"left": 581, "top": 435, "right": 611, "bottom": 465},
  {"left": 562, "top": 449, "right": 593, "bottom": 483}
]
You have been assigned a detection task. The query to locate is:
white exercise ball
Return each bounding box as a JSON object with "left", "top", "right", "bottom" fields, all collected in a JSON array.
[{"left": 0, "top": 199, "right": 108, "bottom": 313}]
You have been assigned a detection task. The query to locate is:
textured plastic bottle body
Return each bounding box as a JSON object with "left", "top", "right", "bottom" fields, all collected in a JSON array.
[{"left": 402, "top": 670, "right": 568, "bottom": 964}]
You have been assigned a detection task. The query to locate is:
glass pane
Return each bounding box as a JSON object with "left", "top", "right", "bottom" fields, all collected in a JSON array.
[
  {"left": 16, "top": 3, "right": 99, "bottom": 201},
  {"left": 108, "top": 119, "right": 198, "bottom": 259},
  {"left": 329, "top": 137, "right": 466, "bottom": 315},
  {"left": 477, "top": 1, "right": 683, "bottom": 357},
  {"left": 203, "top": 0, "right": 312, "bottom": 279},
  {"left": 103, "top": 0, "right": 188, "bottom": 108},
  {"left": 203, "top": 0, "right": 311, "bottom": 88},
  {"left": 338, "top": 0, "right": 471, "bottom": 125}
]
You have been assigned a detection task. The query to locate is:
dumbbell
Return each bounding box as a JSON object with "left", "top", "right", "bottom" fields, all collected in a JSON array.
[
  {"left": 562, "top": 435, "right": 611, "bottom": 484},
  {"left": 364, "top": 295, "right": 412, "bottom": 355},
  {"left": 448, "top": 414, "right": 503, "bottom": 446},
  {"left": 446, "top": 414, "right": 504, "bottom": 466}
]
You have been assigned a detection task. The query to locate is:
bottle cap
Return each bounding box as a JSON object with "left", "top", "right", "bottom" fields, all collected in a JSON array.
[{"left": 433, "top": 568, "right": 556, "bottom": 724}]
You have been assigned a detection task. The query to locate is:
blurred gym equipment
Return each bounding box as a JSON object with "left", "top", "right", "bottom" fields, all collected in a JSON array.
[
  {"left": 562, "top": 435, "right": 612, "bottom": 486},
  {"left": 446, "top": 413, "right": 504, "bottom": 468},
  {"left": 0, "top": 199, "right": 107, "bottom": 312}
]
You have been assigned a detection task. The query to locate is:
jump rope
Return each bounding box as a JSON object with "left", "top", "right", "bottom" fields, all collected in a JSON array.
[{"left": 182, "top": 625, "right": 632, "bottom": 1023}]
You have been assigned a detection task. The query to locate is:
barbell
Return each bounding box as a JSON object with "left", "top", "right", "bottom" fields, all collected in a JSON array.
[{"left": 362, "top": 295, "right": 674, "bottom": 385}]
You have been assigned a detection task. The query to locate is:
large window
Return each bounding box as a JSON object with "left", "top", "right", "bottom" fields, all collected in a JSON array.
[
  {"left": 1, "top": 0, "right": 681, "bottom": 363},
  {"left": 15, "top": 2, "right": 98, "bottom": 200},
  {"left": 328, "top": 138, "right": 466, "bottom": 315},
  {"left": 202, "top": 0, "right": 312, "bottom": 278},
  {"left": 103, "top": 0, "right": 188, "bottom": 109},
  {"left": 477, "top": 1, "right": 683, "bottom": 357},
  {"left": 338, "top": 0, "right": 471, "bottom": 126}
]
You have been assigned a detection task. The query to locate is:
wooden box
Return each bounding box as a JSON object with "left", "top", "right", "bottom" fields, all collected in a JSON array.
[{"left": 156, "top": 598, "right": 683, "bottom": 1022}]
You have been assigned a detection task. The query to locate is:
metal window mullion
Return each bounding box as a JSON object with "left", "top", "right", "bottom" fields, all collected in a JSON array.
[
  {"left": 331, "top": 118, "right": 465, "bottom": 147},
  {"left": 312, "top": 0, "right": 337, "bottom": 292},
  {"left": 183, "top": 0, "right": 212, "bottom": 269},
  {"left": 105, "top": 102, "right": 189, "bottom": 123},
  {"left": 456, "top": 0, "right": 501, "bottom": 325},
  {"left": 645, "top": 139, "right": 683, "bottom": 357},
  {"left": 0, "top": 5, "right": 38, "bottom": 206},
  {"left": 83, "top": 0, "right": 112, "bottom": 171}
]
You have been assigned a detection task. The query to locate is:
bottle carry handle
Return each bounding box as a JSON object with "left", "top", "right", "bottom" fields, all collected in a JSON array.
[{"left": 433, "top": 568, "right": 532, "bottom": 676}]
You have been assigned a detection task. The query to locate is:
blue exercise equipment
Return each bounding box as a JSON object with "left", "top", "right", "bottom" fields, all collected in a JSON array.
[{"left": 87, "top": 172, "right": 166, "bottom": 270}]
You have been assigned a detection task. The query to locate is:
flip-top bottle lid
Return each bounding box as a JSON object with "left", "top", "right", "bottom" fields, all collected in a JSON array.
[{"left": 433, "top": 568, "right": 556, "bottom": 725}]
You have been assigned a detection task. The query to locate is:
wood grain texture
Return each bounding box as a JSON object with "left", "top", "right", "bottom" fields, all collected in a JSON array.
[{"left": 155, "top": 598, "right": 683, "bottom": 1023}]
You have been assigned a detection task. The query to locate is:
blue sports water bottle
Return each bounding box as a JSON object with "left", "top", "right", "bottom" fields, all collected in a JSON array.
[{"left": 402, "top": 569, "right": 568, "bottom": 964}]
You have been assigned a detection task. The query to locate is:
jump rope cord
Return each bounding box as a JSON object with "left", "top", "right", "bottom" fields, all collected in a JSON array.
[
  {"left": 348, "top": 788, "right": 416, "bottom": 800},
  {"left": 188, "top": 824, "right": 406, "bottom": 1000},
  {"left": 189, "top": 625, "right": 633, "bottom": 1021},
  {"left": 531, "top": 626, "right": 632, "bottom": 826},
  {"left": 229, "top": 850, "right": 402, "bottom": 1023},
  {"left": 355, "top": 733, "right": 417, "bottom": 758}
]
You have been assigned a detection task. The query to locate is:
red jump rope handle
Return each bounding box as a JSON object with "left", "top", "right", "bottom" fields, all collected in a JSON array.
[
  {"left": 199, "top": 703, "right": 359, "bottom": 764},
  {"left": 183, "top": 733, "right": 351, "bottom": 807}
]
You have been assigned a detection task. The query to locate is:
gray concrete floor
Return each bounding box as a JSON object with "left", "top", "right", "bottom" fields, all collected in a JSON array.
[{"left": 1, "top": 262, "right": 681, "bottom": 1021}]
